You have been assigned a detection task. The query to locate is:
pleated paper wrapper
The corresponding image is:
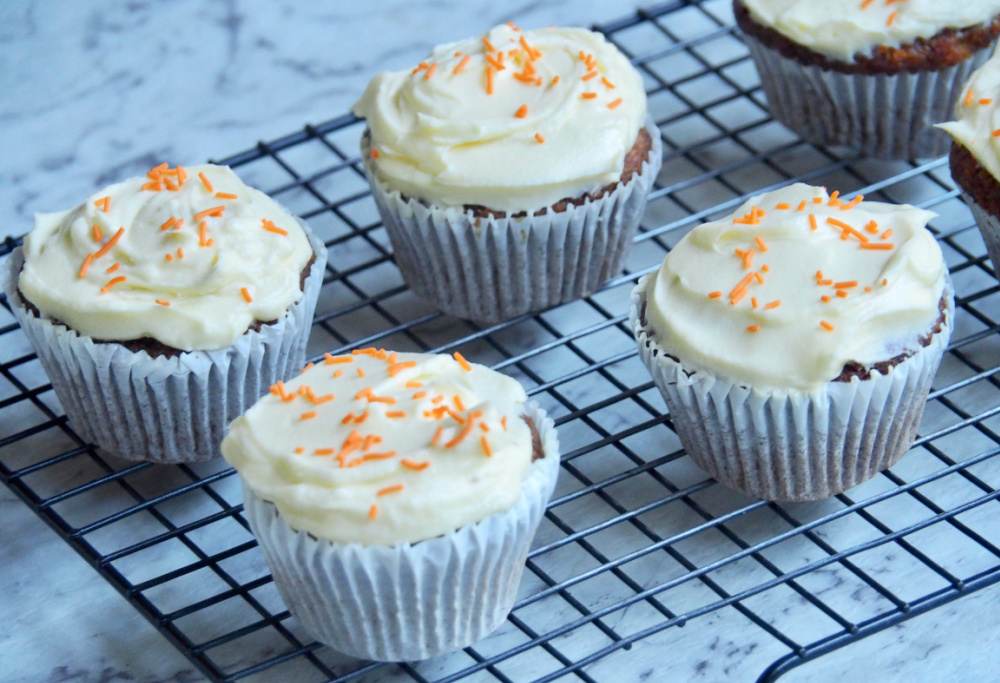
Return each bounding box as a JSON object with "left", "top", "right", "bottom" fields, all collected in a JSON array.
[
  {"left": 960, "top": 191, "right": 1000, "bottom": 274},
  {"left": 361, "top": 117, "right": 662, "bottom": 323},
  {"left": 629, "top": 274, "right": 954, "bottom": 502},
  {"left": 744, "top": 32, "right": 993, "bottom": 160},
  {"left": 2, "top": 224, "right": 327, "bottom": 464},
  {"left": 240, "top": 402, "right": 561, "bottom": 662}
]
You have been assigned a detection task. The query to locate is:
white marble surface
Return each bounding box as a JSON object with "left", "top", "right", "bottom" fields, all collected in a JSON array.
[{"left": 2, "top": 1, "right": 1000, "bottom": 682}]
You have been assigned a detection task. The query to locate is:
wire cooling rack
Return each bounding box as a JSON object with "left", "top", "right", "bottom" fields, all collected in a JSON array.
[{"left": 3, "top": 1, "right": 1000, "bottom": 681}]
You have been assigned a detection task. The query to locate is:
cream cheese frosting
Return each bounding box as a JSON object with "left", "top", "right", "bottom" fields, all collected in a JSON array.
[
  {"left": 642, "top": 183, "right": 946, "bottom": 392},
  {"left": 18, "top": 163, "right": 314, "bottom": 352},
  {"left": 939, "top": 48, "right": 1000, "bottom": 179},
  {"left": 222, "top": 349, "right": 538, "bottom": 546},
  {"left": 351, "top": 23, "right": 646, "bottom": 213},
  {"left": 742, "top": 0, "right": 1000, "bottom": 63}
]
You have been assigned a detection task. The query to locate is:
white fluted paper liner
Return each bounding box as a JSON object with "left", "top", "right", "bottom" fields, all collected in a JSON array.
[
  {"left": 960, "top": 191, "right": 1000, "bottom": 273},
  {"left": 240, "top": 402, "right": 560, "bottom": 661},
  {"left": 743, "top": 32, "right": 993, "bottom": 160},
  {"left": 361, "top": 117, "right": 662, "bottom": 323},
  {"left": 629, "top": 274, "right": 954, "bottom": 501},
  {"left": 2, "top": 223, "right": 327, "bottom": 464}
]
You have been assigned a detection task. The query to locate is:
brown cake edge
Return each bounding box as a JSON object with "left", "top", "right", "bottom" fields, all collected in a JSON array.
[
  {"left": 733, "top": 0, "right": 1000, "bottom": 75},
  {"left": 950, "top": 141, "right": 1000, "bottom": 218}
]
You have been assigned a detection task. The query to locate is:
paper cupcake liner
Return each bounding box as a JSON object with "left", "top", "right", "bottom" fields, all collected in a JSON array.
[
  {"left": 361, "top": 117, "right": 662, "bottom": 323},
  {"left": 959, "top": 191, "right": 1000, "bottom": 273},
  {"left": 743, "top": 33, "right": 993, "bottom": 159},
  {"left": 629, "top": 274, "right": 954, "bottom": 501},
  {"left": 240, "top": 401, "right": 560, "bottom": 661},
  {"left": 2, "top": 224, "right": 327, "bottom": 464}
]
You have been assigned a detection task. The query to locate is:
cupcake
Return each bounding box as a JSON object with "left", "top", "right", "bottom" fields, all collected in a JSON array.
[
  {"left": 2, "top": 163, "right": 327, "bottom": 463},
  {"left": 222, "top": 348, "right": 560, "bottom": 661},
  {"left": 352, "top": 22, "right": 662, "bottom": 322},
  {"left": 630, "top": 183, "right": 953, "bottom": 501},
  {"left": 938, "top": 48, "right": 1000, "bottom": 272},
  {"left": 735, "top": 0, "right": 1000, "bottom": 159}
]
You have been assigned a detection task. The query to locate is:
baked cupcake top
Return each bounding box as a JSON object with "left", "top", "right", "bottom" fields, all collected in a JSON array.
[
  {"left": 222, "top": 349, "right": 538, "bottom": 546},
  {"left": 18, "top": 163, "right": 314, "bottom": 352},
  {"left": 352, "top": 23, "right": 646, "bottom": 214},
  {"left": 741, "top": 0, "right": 1000, "bottom": 62},
  {"left": 939, "top": 49, "right": 1000, "bottom": 178},
  {"left": 641, "top": 183, "right": 947, "bottom": 391}
]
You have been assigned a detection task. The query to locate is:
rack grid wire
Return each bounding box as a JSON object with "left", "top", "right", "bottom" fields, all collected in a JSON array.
[{"left": 3, "top": 1, "right": 1000, "bottom": 681}]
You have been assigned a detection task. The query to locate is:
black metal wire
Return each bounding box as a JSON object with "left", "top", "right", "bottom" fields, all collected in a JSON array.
[{"left": 2, "top": 1, "right": 1000, "bottom": 681}]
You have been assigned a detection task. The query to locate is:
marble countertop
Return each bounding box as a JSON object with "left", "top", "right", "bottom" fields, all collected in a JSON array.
[{"left": 2, "top": 1, "right": 999, "bottom": 682}]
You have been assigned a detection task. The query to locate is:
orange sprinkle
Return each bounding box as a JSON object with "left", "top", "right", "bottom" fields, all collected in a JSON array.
[
  {"left": 821, "top": 295, "right": 831, "bottom": 303},
  {"left": 820, "top": 320, "right": 835, "bottom": 331},
  {"left": 370, "top": 149, "right": 380, "bottom": 159},
  {"left": 761, "top": 264, "right": 770, "bottom": 272},
  {"left": 193, "top": 206, "right": 225, "bottom": 221},
  {"left": 809, "top": 214, "right": 818, "bottom": 230},
  {"left": 364, "top": 452, "right": 397, "bottom": 462},
  {"left": 324, "top": 354, "right": 353, "bottom": 365},
  {"left": 199, "top": 220, "right": 208, "bottom": 246},
  {"left": 453, "top": 395, "right": 466, "bottom": 412},
  {"left": 816, "top": 270, "right": 824, "bottom": 280},
  {"left": 601, "top": 76, "right": 615, "bottom": 89},
  {"left": 828, "top": 190, "right": 840, "bottom": 205},
  {"left": 535, "top": 132, "right": 545, "bottom": 144},
  {"left": 481, "top": 435, "right": 492, "bottom": 457},
  {"left": 453, "top": 54, "right": 471, "bottom": 75},
  {"left": 581, "top": 92, "right": 598, "bottom": 99},
  {"left": 486, "top": 53, "right": 505, "bottom": 71},
  {"left": 486, "top": 66, "right": 495, "bottom": 95},
  {"left": 406, "top": 381, "right": 423, "bottom": 388},
  {"left": 708, "top": 291, "right": 722, "bottom": 299},
  {"left": 514, "top": 104, "right": 529, "bottom": 118},
  {"left": 430, "top": 425, "right": 445, "bottom": 447},
  {"left": 754, "top": 272, "right": 764, "bottom": 284},
  {"left": 316, "top": 448, "right": 338, "bottom": 456},
  {"left": 841, "top": 195, "right": 864, "bottom": 211},
  {"left": 387, "top": 360, "right": 417, "bottom": 376},
  {"left": 402, "top": 459, "right": 430, "bottom": 471},
  {"left": 155, "top": 299, "right": 170, "bottom": 306},
  {"left": 607, "top": 98, "right": 623, "bottom": 109},
  {"left": 160, "top": 217, "right": 177, "bottom": 231},
  {"left": 100, "top": 275, "right": 127, "bottom": 294},
  {"left": 94, "top": 197, "right": 111, "bottom": 212},
  {"left": 177, "top": 166, "right": 187, "bottom": 183},
  {"left": 992, "top": 129, "right": 1000, "bottom": 138},
  {"left": 501, "top": 416, "right": 508, "bottom": 431},
  {"left": 551, "top": 75, "right": 560, "bottom": 86},
  {"left": 582, "top": 70, "right": 598, "bottom": 81},
  {"left": 424, "top": 62, "right": 437, "bottom": 79},
  {"left": 445, "top": 420, "right": 476, "bottom": 448},
  {"left": 241, "top": 287, "right": 252, "bottom": 303},
  {"left": 813, "top": 197, "right": 823, "bottom": 204},
  {"left": 482, "top": 37, "right": 496, "bottom": 52},
  {"left": 730, "top": 289, "right": 748, "bottom": 306},
  {"left": 883, "top": 278, "right": 889, "bottom": 286},
  {"left": 140, "top": 181, "right": 162, "bottom": 192},
  {"left": 834, "top": 281, "right": 858, "bottom": 289},
  {"left": 796, "top": 200, "right": 807, "bottom": 212},
  {"left": 480, "top": 423, "right": 490, "bottom": 432},
  {"left": 413, "top": 391, "right": 427, "bottom": 399},
  {"left": 887, "top": 10, "right": 898, "bottom": 26},
  {"left": 881, "top": 229, "right": 893, "bottom": 240},
  {"left": 262, "top": 219, "right": 288, "bottom": 236},
  {"left": 432, "top": 395, "right": 445, "bottom": 404},
  {"left": 751, "top": 297, "right": 758, "bottom": 309},
  {"left": 216, "top": 192, "right": 238, "bottom": 200},
  {"left": 817, "top": 279, "right": 832, "bottom": 285},
  {"left": 755, "top": 236, "right": 768, "bottom": 252},
  {"left": 92, "top": 224, "right": 103, "bottom": 242},
  {"left": 165, "top": 253, "right": 173, "bottom": 262},
  {"left": 106, "top": 262, "right": 120, "bottom": 274},
  {"left": 300, "top": 411, "right": 317, "bottom": 420},
  {"left": 836, "top": 290, "right": 848, "bottom": 298},
  {"left": 454, "top": 352, "right": 472, "bottom": 371},
  {"left": 775, "top": 203, "right": 791, "bottom": 210},
  {"left": 369, "top": 505, "right": 378, "bottom": 520},
  {"left": 357, "top": 367, "right": 366, "bottom": 377},
  {"left": 860, "top": 242, "right": 894, "bottom": 250},
  {"left": 94, "top": 227, "right": 125, "bottom": 259},
  {"left": 378, "top": 484, "right": 404, "bottom": 497},
  {"left": 864, "top": 220, "right": 880, "bottom": 234},
  {"left": 386, "top": 411, "right": 406, "bottom": 418},
  {"left": 966, "top": 89, "right": 976, "bottom": 106},
  {"left": 826, "top": 217, "right": 869, "bottom": 242},
  {"left": 340, "top": 413, "right": 355, "bottom": 425},
  {"left": 861, "top": 0, "right": 875, "bottom": 7},
  {"left": 333, "top": 370, "right": 343, "bottom": 378},
  {"left": 747, "top": 325, "right": 760, "bottom": 333},
  {"left": 981, "top": 99, "right": 994, "bottom": 105},
  {"left": 765, "top": 300, "right": 781, "bottom": 309},
  {"left": 173, "top": 218, "right": 184, "bottom": 231},
  {"left": 411, "top": 61, "right": 429, "bottom": 75},
  {"left": 198, "top": 172, "right": 214, "bottom": 193},
  {"left": 295, "top": 447, "right": 304, "bottom": 454}
]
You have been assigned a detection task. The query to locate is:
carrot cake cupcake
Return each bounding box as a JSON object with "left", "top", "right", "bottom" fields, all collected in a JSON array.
[
  {"left": 3, "top": 163, "right": 327, "bottom": 463},
  {"left": 939, "top": 48, "right": 1000, "bottom": 272},
  {"left": 735, "top": 0, "right": 1000, "bottom": 158},
  {"left": 631, "top": 182, "right": 953, "bottom": 501},
  {"left": 353, "top": 22, "right": 661, "bottom": 322},
  {"left": 222, "top": 349, "right": 560, "bottom": 660}
]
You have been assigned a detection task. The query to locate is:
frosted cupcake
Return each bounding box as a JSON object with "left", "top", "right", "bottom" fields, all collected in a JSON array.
[
  {"left": 939, "top": 48, "right": 1000, "bottom": 272},
  {"left": 222, "top": 349, "right": 560, "bottom": 661},
  {"left": 352, "top": 23, "right": 662, "bottom": 322},
  {"left": 735, "top": 0, "right": 1000, "bottom": 159},
  {"left": 630, "top": 183, "right": 953, "bottom": 501},
  {"left": 3, "top": 163, "right": 327, "bottom": 463}
]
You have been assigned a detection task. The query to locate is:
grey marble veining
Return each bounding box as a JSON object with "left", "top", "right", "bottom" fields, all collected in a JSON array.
[{"left": 2, "top": 2, "right": 1000, "bottom": 682}]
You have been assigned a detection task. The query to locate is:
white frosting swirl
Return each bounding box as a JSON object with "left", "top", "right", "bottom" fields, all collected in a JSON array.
[
  {"left": 742, "top": 0, "right": 1000, "bottom": 63},
  {"left": 222, "top": 350, "right": 538, "bottom": 546},
  {"left": 642, "top": 183, "right": 946, "bottom": 391},
  {"left": 939, "top": 48, "right": 1000, "bottom": 178},
  {"left": 19, "top": 164, "right": 314, "bottom": 351},
  {"left": 352, "top": 23, "right": 646, "bottom": 213}
]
